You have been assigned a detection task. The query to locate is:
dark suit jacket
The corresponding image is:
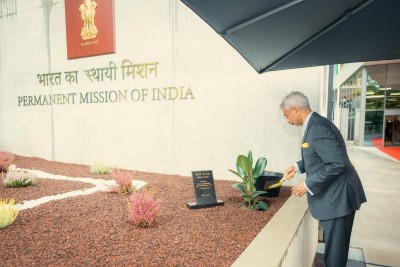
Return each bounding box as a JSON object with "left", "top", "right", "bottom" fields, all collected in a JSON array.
[{"left": 297, "top": 112, "right": 367, "bottom": 220}]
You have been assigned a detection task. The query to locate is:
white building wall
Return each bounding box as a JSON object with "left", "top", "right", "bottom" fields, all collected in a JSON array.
[{"left": 0, "top": 0, "right": 323, "bottom": 180}]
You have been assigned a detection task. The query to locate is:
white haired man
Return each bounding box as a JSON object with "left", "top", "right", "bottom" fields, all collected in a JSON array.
[{"left": 281, "top": 91, "right": 366, "bottom": 267}]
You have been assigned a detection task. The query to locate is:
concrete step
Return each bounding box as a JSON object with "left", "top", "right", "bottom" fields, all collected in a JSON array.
[
  {"left": 313, "top": 243, "right": 366, "bottom": 267},
  {"left": 363, "top": 246, "right": 400, "bottom": 267}
]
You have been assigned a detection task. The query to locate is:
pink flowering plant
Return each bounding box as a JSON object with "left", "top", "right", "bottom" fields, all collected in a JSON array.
[
  {"left": 109, "top": 169, "right": 135, "bottom": 195},
  {"left": 127, "top": 187, "right": 161, "bottom": 228},
  {"left": 0, "top": 152, "right": 15, "bottom": 172}
]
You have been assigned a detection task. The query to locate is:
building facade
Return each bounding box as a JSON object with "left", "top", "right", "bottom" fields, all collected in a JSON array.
[{"left": 0, "top": 0, "right": 330, "bottom": 180}]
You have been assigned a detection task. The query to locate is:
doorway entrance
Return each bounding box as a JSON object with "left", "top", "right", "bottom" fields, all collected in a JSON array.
[{"left": 384, "top": 115, "right": 400, "bottom": 147}]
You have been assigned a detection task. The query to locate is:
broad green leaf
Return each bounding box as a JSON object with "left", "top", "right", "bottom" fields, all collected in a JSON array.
[
  {"left": 242, "top": 195, "right": 251, "bottom": 202},
  {"left": 236, "top": 155, "right": 252, "bottom": 176},
  {"left": 232, "top": 183, "right": 247, "bottom": 194},
  {"left": 256, "top": 201, "right": 269, "bottom": 211},
  {"left": 236, "top": 165, "right": 246, "bottom": 177},
  {"left": 247, "top": 151, "right": 253, "bottom": 166},
  {"left": 248, "top": 182, "right": 256, "bottom": 193},
  {"left": 253, "top": 157, "right": 267, "bottom": 179},
  {"left": 252, "top": 190, "right": 267, "bottom": 198},
  {"left": 236, "top": 156, "right": 247, "bottom": 177}
]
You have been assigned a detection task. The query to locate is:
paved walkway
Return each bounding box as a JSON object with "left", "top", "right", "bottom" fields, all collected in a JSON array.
[{"left": 347, "top": 146, "right": 400, "bottom": 267}]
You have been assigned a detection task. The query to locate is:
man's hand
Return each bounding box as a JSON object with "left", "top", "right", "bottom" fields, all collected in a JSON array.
[
  {"left": 284, "top": 165, "right": 296, "bottom": 180},
  {"left": 291, "top": 182, "right": 307, "bottom": 197}
]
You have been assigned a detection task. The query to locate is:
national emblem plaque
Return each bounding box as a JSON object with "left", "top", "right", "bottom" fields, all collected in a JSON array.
[{"left": 65, "top": 0, "right": 115, "bottom": 59}]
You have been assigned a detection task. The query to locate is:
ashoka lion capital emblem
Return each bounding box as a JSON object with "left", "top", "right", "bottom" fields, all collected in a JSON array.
[{"left": 79, "top": 0, "right": 98, "bottom": 40}]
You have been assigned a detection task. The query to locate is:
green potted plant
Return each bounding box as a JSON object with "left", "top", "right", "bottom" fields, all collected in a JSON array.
[{"left": 228, "top": 151, "right": 269, "bottom": 211}]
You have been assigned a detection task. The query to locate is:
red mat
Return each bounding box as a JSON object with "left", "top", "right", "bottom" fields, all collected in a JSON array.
[{"left": 371, "top": 138, "right": 400, "bottom": 161}]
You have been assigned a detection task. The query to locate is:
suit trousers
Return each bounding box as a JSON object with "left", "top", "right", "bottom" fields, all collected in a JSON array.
[{"left": 320, "top": 211, "right": 356, "bottom": 267}]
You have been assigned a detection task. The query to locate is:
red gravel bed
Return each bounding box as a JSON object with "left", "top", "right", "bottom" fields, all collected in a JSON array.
[
  {"left": 0, "top": 177, "right": 94, "bottom": 203},
  {"left": 0, "top": 156, "right": 291, "bottom": 266}
]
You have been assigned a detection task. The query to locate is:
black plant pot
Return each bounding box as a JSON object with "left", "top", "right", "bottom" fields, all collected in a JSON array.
[{"left": 254, "top": 171, "right": 283, "bottom": 197}]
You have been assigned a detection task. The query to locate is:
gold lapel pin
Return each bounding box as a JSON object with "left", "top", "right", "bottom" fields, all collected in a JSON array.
[{"left": 301, "top": 142, "right": 310, "bottom": 148}]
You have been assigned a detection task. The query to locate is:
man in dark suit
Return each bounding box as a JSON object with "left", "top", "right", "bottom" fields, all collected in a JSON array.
[{"left": 281, "top": 91, "right": 367, "bottom": 267}]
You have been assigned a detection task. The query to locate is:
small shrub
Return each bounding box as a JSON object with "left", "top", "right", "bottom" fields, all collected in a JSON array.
[
  {"left": 0, "top": 151, "right": 15, "bottom": 172},
  {"left": 109, "top": 169, "right": 136, "bottom": 195},
  {"left": 3, "top": 168, "right": 36, "bottom": 188},
  {"left": 90, "top": 162, "right": 111, "bottom": 174},
  {"left": 0, "top": 198, "right": 19, "bottom": 229},
  {"left": 127, "top": 187, "right": 161, "bottom": 228}
]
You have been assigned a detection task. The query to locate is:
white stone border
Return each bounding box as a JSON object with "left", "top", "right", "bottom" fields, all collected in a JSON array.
[{"left": 11, "top": 169, "right": 146, "bottom": 211}]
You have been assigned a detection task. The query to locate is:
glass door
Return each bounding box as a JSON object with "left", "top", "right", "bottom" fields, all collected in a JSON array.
[{"left": 384, "top": 115, "right": 400, "bottom": 146}]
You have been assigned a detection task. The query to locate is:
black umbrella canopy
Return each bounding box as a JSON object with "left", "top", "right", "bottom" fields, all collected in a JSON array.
[{"left": 181, "top": 0, "right": 400, "bottom": 73}]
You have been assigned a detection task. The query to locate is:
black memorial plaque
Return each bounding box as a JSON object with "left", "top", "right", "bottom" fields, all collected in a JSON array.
[{"left": 187, "top": 170, "right": 224, "bottom": 209}]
